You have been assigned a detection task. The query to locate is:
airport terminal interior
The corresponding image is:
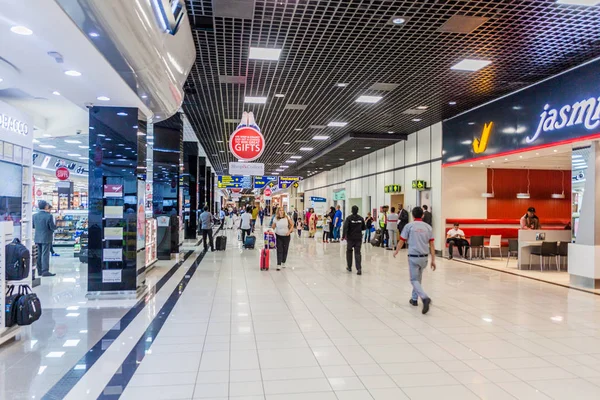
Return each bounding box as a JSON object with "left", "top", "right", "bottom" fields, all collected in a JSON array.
[{"left": 1, "top": 0, "right": 600, "bottom": 399}]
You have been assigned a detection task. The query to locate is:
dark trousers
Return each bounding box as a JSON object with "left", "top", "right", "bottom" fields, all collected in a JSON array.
[
  {"left": 251, "top": 219, "right": 256, "bottom": 232},
  {"left": 36, "top": 242, "right": 51, "bottom": 275},
  {"left": 346, "top": 239, "right": 362, "bottom": 271},
  {"left": 380, "top": 226, "right": 388, "bottom": 247},
  {"left": 364, "top": 229, "right": 371, "bottom": 243},
  {"left": 323, "top": 230, "right": 329, "bottom": 242},
  {"left": 220, "top": 219, "right": 225, "bottom": 228},
  {"left": 202, "top": 229, "right": 214, "bottom": 251},
  {"left": 241, "top": 229, "right": 251, "bottom": 243},
  {"left": 275, "top": 234, "right": 291, "bottom": 265},
  {"left": 447, "top": 238, "right": 469, "bottom": 257}
]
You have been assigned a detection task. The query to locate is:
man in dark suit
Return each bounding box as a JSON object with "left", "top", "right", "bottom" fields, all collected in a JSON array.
[
  {"left": 422, "top": 205, "right": 433, "bottom": 227},
  {"left": 33, "top": 200, "right": 57, "bottom": 277}
]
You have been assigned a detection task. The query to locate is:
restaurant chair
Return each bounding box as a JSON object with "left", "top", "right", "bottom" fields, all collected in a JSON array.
[
  {"left": 484, "top": 235, "right": 502, "bottom": 259},
  {"left": 557, "top": 241, "right": 568, "bottom": 270},
  {"left": 506, "top": 239, "right": 518, "bottom": 267},
  {"left": 469, "top": 236, "right": 484, "bottom": 259},
  {"left": 529, "top": 241, "right": 558, "bottom": 271}
]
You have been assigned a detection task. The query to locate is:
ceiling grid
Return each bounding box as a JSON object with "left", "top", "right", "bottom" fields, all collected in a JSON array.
[{"left": 183, "top": 0, "right": 600, "bottom": 176}]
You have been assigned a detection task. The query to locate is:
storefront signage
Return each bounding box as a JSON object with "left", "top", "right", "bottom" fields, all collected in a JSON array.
[
  {"left": 253, "top": 175, "right": 278, "bottom": 189},
  {"left": 278, "top": 176, "right": 300, "bottom": 189},
  {"left": 443, "top": 59, "right": 600, "bottom": 165},
  {"left": 102, "top": 269, "right": 122, "bottom": 283},
  {"left": 0, "top": 113, "right": 28, "bottom": 136},
  {"left": 310, "top": 197, "right": 326, "bottom": 202},
  {"left": 103, "top": 184, "right": 123, "bottom": 198},
  {"left": 412, "top": 180, "right": 427, "bottom": 190},
  {"left": 229, "top": 127, "right": 265, "bottom": 162},
  {"left": 217, "top": 175, "right": 252, "bottom": 189},
  {"left": 384, "top": 185, "right": 402, "bottom": 193},
  {"left": 0, "top": 100, "right": 32, "bottom": 149},
  {"left": 229, "top": 162, "right": 265, "bottom": 176},
  {"left": 55, "top": 167, "right": 70, "bottom": 181},
  {"left": 264, "top": 188, "right": 272, "bottom": 198}
]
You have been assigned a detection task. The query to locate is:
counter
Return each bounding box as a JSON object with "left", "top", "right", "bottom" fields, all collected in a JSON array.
[{"left": 517, "top": 230, "right": 572, "bottom": 270}]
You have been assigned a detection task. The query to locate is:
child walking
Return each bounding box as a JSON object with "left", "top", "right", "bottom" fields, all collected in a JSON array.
[
  {"left": 296, "top": 219, "right": 303, "bottom": 237},
  {"left": 323, "top": 214, "right": 331, "bottom": 242}
]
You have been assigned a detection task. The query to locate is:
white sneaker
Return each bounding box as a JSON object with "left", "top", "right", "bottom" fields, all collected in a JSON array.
[{"left": 282, "top": 263, "right": 286, "bottom": 268}]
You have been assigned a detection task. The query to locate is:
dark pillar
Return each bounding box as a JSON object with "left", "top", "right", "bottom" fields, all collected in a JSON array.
[
  {"left": 198, "top": 156, "right": 206, "bottom": 210},
  {"left": 88, "top": 106, "right": 147, "bottom": 295},
  {"left": 183, "top": 142, "right": 199, "bottom": 239},
  {"left": 153, "top": 113, "right": 183, "bottom": 259}
]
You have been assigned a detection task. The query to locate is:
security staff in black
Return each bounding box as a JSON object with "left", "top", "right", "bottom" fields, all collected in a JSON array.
[{"left": 342, "top": 205, "right": 366, "bottom": 275}]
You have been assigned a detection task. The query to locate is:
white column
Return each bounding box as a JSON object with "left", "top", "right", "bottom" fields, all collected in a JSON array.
[{"left": 569, "top": 141, "right": 600, "bottom": 289}]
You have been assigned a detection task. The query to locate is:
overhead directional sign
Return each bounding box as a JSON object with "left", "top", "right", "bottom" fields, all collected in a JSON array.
[
  {"left": 253, "top": 176, "right": 278, "bottom": 189},
  {"left": 278, "top": 176, "right": 300, "bottom": 189},
  {"left": 217, "top": 175, "right": 252, "bottom": 189}
]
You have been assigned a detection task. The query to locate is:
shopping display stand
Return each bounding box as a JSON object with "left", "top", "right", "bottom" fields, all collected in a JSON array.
[
  {"left": 145, "top": 218, "right": 158, "bottom": 272},
  {"left": 0, "top": 221, "right": 21, "bottom": 346}
]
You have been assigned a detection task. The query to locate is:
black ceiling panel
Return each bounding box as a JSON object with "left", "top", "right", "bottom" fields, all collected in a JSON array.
[{"left": 183, "top": 0, "right": 600, "bottom": 177}]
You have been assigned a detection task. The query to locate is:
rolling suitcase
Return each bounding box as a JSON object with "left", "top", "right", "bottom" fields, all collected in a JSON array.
[
  {"left": 215, "top": 232, "right": 227, "bottom": 251},
  {"left": 260, "top": 247, "right": 270, "bottom": 271},
  {"left": 244, "top": 235, "right": 256, "bottom": 249}
]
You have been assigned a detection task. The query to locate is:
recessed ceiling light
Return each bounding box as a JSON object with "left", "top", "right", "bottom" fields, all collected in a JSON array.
[
  {"left": 468, "top": 122, "right": 476, "bottom": 125},
  {"left": 141, "top": 94, "right": 148, "bottom": 99},
  {"left": 313, "top": 136, "right": 330, "bottom": 140},
  {"left": 416, "top": 105, "right": 428, "bottom": 110},
  {"left": 78, "top": 145, "right": 89, "bottom": 149},
  {"left": 217, "top": 140, "right": 223, "bottom": 143},
  {"left": 449, "top": 101, "right": 457, "bottom": 105},
  {"left": 249, "top": 47, "right": 282, "bottom": 61},
  {"left": 64, "top": 70, "right": 82, "bottom": 77},
  {"left": 328, "top": 122, "right": 347, "bottom": 127},
  {"left": 117, "top": 112, "right": 128, "bottom": 116},
  {"left": 64, "top": 139, "right": 82, "bottom": 144},
  {"left": 89, "top": 32, "right": 100, "bottom": 37},
  {"left": 387, "top": 131, "right": 394, "bottom": 134},
  {"left": 52, "top": 91, "right": 61, "bottom": 96},
  {"left": 32, "top": 139, "right": 40, "bottom": 143},
  {"left": 451, "top": 59, "right": 492, "bottom": 72},
  {"left": 295, "top": 128, "right": 302, "bottom": 131},
  {"left": 275, "top": 94, "right": 285, "bottom": 98},
  {"left": 97, "top": 96, "right": 110, "bottom": 101},
  {"left": 299, "top": 147, "right": 313, "bottom": 151},
  {"left": 364, "top": 147, "right": 371, "bottom": 149},
  {"left": 39, "top": 145, "right": 56, "bottom": 149},
  {"left": 557, "top": 0, "right": 600, "bottom": 4},
  {"left": 291, "top": 156, "right": 302, "bottom": 159},
  {"left": 285, "top": 160, "right": 297, "bottom": 163},
  {"left": 280, "top": 166, "right": 289, "bottom": 169},
  {"left": 336, "top": 83, "right": 348, "bottom": 87},
  {"left": 412, "top": 118, "right": 422, "bottom": 122},
  {"left": 553, "top": 149, "right": 558, "bottom": 152},
  {"left": 392, "top": 17, "right": 406, "bottom": 24},
  {"left": 244, "top": 96, "right": 267, "bottom": 104},
  {"left": 339, "top": 158, "right": 345, "bottom": 161},
  {"left": 283, "top": 142, "right": 290, "bottom": 145},
  {"left": 356, "top": 95, "right": 383, "bottom": 103},
  {"left": 10, "top": 26, "right": 33, "bottom": 35},
  {"left": 219, "top": 150, "right": 225, "bottom": 153},
  {"left": 78, "top": 157, "right": 88, "bottom": 161}
]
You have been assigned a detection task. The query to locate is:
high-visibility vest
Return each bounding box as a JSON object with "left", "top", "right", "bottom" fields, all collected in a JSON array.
[{"left": 379, "top": 212, "right": 387, "bottom": 228}]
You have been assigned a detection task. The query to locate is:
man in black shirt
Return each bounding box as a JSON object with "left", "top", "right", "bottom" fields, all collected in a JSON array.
[
  {"left": 422, "top": 205, "right": 432, "bottom": 226},
  {"left": 343, "top": 205, "right": 366, "bottom": 275}
]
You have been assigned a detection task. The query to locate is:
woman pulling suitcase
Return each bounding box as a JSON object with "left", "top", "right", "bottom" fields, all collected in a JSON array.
[{"left": 272, "top": 207, "right": 294, "bottom": 270}]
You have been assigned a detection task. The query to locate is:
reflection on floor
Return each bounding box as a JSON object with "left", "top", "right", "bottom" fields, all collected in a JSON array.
[
  {"left": 452, "top": 256, "right": 600, "bottom": 295},
  {"left": 2, "top": 229, "right": 600, "bottom": 400}
]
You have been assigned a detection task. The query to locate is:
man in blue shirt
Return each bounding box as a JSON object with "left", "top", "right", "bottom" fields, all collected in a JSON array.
[
  {"left": 199, "top": 206, "right": 215, "bottom": 252},
  {"left": 393, "top": 207, "right": 436, "bottom": 314},
  {"left": 333, "top": 205, "right": 343, "bottom": 242},
  {"left": 219, "top": 208, "right": 226, "bottom": 228}
]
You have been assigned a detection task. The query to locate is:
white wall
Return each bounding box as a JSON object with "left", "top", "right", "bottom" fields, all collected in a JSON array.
[
  {"left": 299, "top": 122, "right": 445, "bottom": 250},
  {"left": 441, "top": 167, "right": 488, "bottom": 222}
]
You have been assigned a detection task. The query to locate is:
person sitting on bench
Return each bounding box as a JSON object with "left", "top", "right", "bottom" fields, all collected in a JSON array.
[{"left": 446, "top": 223, "right": 470, "bottom": 260}]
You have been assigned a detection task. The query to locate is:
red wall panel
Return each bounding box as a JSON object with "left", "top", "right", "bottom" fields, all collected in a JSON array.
[{"left": 487, "top": 169, "right": 571, "bottom": 222}]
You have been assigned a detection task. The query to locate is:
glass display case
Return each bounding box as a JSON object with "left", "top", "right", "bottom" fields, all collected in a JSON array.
[
  {"left": 53, "top": 210, "right": 88, "bottom": 247},
  {"left": 145, "top": 218, "right": 157, "bottom": 268}
]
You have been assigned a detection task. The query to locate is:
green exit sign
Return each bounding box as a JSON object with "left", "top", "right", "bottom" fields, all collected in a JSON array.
[{"left": 384, "top": 185, "right": 402, "bottom": 193}]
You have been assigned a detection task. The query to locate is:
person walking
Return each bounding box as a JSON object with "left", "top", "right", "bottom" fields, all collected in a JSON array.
[
  {"left": 33, "top": 200, "right": 57, "bottom": 277},
  {"left": 308, "top": 208, "right": 317, "bottom": 238},
  {"left": 328, "top": 207, "right": 336, "bottom": 240},
  {"left": 364, "top": 212, "right": 374, "bottom": 243},
  {"left": 393, "top": 207, "right": 436, "bottom": 314},
  {"left": 259, "top": 207, "right": 265, "bottom": 226},
  {"left": 343, "top": 205, "right": 366, "bottom": 275},
  {"left": 251, "top": 205, "right": 259, "bottom": 232},
  {"left": 333, "top": 205, "right": 343, "bottom": 242},
  {"left": 378, "top": 205, "right": 388, "bottom": 247},
  {"left": 296, "top": 218, "right": 303, "bottom": 237},
  {"left": 199, "top": 206, "right": 215, "bottom": 252},
  {"left": 386, "top": 207, "right": 399, "bottom": 250},
  {"left": 323, "top": 213, "right": 331, "bottom": 242},
  {"left": 240, "top": 206, "right": 252, "bottom": 243},
  {"left": 272, "top": 207, "right": 294, "bottom": 270},
  {"left": 293, "top": 209, "right": 298, "bottom": 227},
  {"left": 422, "top": 205, "right": 432, "bottom": 226},
  {"left": 219, "top": 208, "right": 226, "bottom": 229}
]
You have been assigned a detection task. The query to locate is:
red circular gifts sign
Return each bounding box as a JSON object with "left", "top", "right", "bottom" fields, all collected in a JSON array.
[
  {"left": 229, "top": 127, "right": 265, "bottom": 161},
  {"left": 264, "top": 188, "right": 272, "bottom": 197},
  {"left": 36, "top": 189, "right": 42, "bottom": 197},
  {"left": 56, "top": 167, "right": 70, "bottom": 181}
]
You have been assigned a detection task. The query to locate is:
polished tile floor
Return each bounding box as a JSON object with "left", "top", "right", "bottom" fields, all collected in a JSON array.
[{"left": 2, "top": 228, "right": 600, "bottom": 400}]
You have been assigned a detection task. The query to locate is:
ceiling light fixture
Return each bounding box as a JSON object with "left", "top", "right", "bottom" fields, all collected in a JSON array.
[
  {"left": 97, "top": 96, "right": 110, "bottom": 101},
  {"left": 416, "top": 105, "right": 428, "bottom": 110},
  {"left": 10, "top": 26, "right": 33, "bottom": 35},
  {"left": 64, "top": 70, "right": 82, "bottom": 77},
  {"left": 52, "top": 91, "right": 61, "bottom": 96},
  {"left": 244, "top": 96, "right": 267, "bottom": 104},
  {"left": 64, "top": 139, "right": 82, "bottom": 144},
  {"left": 387, "top": 131, "right": 394, "bottom": 134},
  {"left": 117, "top": 112, "right": 128, "bottom": 116},
  {"left": 412, "top": 118, "right": 422, "bottom": 122},
  {"left": 313, "top": 136, "right": 330, "bottom": 140},
  {"left": 291, "top": 156, "right": 302, "bottom": 159},
  {"left": 327, "top": 122, "right": 347, "bottom": 127},
  {"left": 285, "top": 160, "right": 297, "bottom": 164},
  {"left": 89, "top": 32, "right": 100, "bottom": 37},
  {"left": 449, "top": 101, "right": 457, "bottom": 105},
  {"left": 336, "top": 83, "right": 348, "bottom": 87},
  {"left": 356, "top": 95, "right": 383, "bottom": 103},
  {"left": 451, "top": 59, "right": 492, "bottom": 72},
  {"left": 249, "top": 47, "right": 282, "bottom": 61},
  {"left": 274, "top": 94, "right": 285, "bottom": 98},
  {"left": 39, "top": 145, "right": 56, "bottom": 149},
  {"left": 299, "top": 147, "right": 313, "bottom": 151},
  {"left": 392, "top": 17, "right": 406, "bottom": 24},
  {"left": 557, "top": 0, "right": 600, "bottom": 5},
  {"left": 294, "top": 128, "right": 302, "bottom": 131}
]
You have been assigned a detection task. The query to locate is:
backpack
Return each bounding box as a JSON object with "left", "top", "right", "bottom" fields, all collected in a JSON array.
[
  {"left": 15, "top": 285, "right": 42, "bottom": 326},
  {"left": 5, "top": 285, "right": 21, "bottom": 327},
  {"left": 5, "top": 238, "right": 30, "bottom": 281}
]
